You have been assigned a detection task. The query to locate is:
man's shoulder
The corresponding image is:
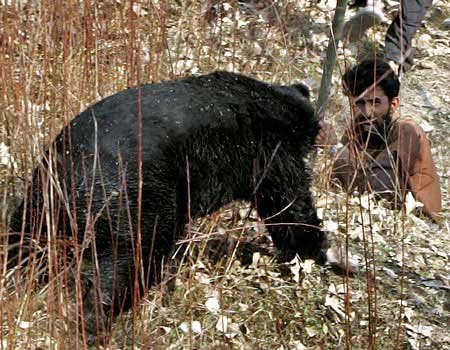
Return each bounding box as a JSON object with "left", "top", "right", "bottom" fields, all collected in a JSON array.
[{"left": 394, "top": 118, "right": 426, "bottom": 137}]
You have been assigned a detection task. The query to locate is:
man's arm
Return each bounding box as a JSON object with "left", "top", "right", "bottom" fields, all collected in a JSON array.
[
  {"left": 331, "top": 145, "right": 364, "bottom": 191},
  {"left": 395, "top": 121, "right": 441, "bottom": 221},
  {"left": 363, "top": 121, "right": 441, "bottom": 222},
  {"left": 317, "top": 121, "right": 368, "bottom": 192}
]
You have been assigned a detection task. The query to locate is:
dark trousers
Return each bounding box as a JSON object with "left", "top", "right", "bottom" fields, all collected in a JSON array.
[{"left": 384, "top": 0, "right": 433, "bottom": 71}]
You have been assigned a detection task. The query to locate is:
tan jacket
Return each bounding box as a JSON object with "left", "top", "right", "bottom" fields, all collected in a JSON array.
[{"left": 332, "top": 117, "right": 441, "bottom": 222}]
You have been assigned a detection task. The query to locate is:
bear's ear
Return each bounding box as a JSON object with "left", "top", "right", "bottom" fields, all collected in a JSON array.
[
  {"left": 272, "top": 83, "right": 310, "bottom": 101},
  {"left": 290, "top": 83, "right": 310, "bottom": 100}
]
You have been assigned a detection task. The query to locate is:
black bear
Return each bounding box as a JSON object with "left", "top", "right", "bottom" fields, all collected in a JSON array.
[{"left": 8, "top": 71, "right": 327, "bottom": 342}]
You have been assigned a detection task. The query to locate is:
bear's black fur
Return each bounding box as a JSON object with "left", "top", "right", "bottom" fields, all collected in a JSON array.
[{"left": 9, "top": 71, "right": 327, "bottom": 341}]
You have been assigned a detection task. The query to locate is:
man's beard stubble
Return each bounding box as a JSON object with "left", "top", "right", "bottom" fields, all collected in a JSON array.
[{"left": 356, "top": 107, "right": 392, "bottom": 149}]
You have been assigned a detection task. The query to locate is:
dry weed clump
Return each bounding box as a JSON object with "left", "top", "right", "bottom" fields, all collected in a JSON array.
[{"left": 1, "top": 0, "right": 449, "bottom": 349}]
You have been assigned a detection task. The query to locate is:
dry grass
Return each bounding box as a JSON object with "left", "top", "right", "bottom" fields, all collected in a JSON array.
[{"left": 1, "top": 0, "right": 449, "bottom": 349}]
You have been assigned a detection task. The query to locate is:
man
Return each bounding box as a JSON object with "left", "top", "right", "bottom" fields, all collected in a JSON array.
[
  {"left": 343, "top": 0, "right": 432, "bottom": 77},
  {"left": 317, "top": 58, "right": 441, "bottom": 222}
]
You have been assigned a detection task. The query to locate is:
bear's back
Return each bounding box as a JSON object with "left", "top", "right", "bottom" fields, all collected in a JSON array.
[{"left": 56, "top": 71, "right": 314, "bottom": 162}]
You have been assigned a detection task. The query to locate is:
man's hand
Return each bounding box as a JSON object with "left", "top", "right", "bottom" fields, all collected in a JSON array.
[{"left": 316, "top": 121, "right": 338, "bottom": 147}]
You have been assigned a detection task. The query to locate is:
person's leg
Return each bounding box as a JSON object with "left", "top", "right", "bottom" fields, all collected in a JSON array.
[{"left": 384, "top": 0, "right": 433, "bottom": 75}]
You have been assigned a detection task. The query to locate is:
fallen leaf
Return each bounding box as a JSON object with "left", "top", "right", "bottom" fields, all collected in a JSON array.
[
  {"left": 305, "top": 326, "right": 318, "bottom": 337},
  {"left": 180, "top": 321, "right": 202, "bottom": 335},
  {"left": 289, "top": 340, "right": 306, "bottom": 350},
  {"left": 405, "top": 192, "right": 423, "bottom": 216},
  {"left": 405, "top": 323, "right": 433, "bottom": 337},
  {"left": 205, "top": 297, "right": 221, "bottom": 314},
  {"left": 325, "top": 294, "right": 345, "bottom": 319},
  {"left": 216, "top": 316, "right": 230, "bottom": 333},
  {"left": 300, "top": 259, "right": 315, "bottom": 274},
  {"left": 323, "top": 220, "right": 339, "bottom": 232},
  {"left": 17, "top": 320, "right": 32, "bottom": 329}
]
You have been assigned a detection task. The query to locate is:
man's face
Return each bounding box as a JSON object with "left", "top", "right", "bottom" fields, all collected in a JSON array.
[{"left": 352, "top": 85, "right": 399, "bottom": 131}]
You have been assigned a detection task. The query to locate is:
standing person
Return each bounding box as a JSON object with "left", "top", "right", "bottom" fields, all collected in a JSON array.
[
  {"left": 343, "top": 0, "right": 433, "bottom": 76},
  {"left": 316, "top": 58, "right": 441, "bottom": 222}
]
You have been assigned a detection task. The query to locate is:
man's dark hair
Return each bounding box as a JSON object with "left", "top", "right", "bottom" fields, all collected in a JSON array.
[{"left": 342, "top": 58, "right": 400, "bottom": 101}]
